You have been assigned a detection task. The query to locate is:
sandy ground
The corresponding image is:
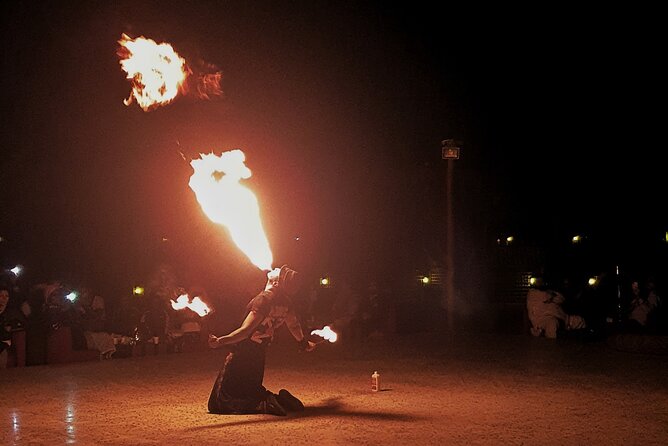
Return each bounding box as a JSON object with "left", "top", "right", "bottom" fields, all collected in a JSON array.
[{"left": 2, "top": 330, "right": 667, "bottom": 446}]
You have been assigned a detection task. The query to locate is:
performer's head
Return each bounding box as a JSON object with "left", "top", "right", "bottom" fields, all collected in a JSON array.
[{"left": 278, "top": 265, "right": 302, "bottom": 297}]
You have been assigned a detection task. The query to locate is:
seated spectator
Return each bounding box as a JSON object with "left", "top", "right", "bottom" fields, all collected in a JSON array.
[
  {"left": 627, "top": 279, "right": 661, "bottom": 332},
  {"left": 76, "top": 288, "right": 116, "bottom": 359},
  {"left": 527, "top": 277, "right": 586, "bottom": 339},
  {"left": 644, "top": 278, "right": 663, "bottom": 331},
  {"left": 47, "top": 286, "right": 87, "bottom": 346}
]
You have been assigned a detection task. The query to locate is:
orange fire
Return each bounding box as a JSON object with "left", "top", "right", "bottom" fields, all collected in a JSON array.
[
  {"left": 117, "top": 34, "right": 223, "bottom": 111},
  {"left": 189, "top": 150, "right": 273, "bottom": 271},
  {"left": 117, "top": 34, "right": 187, "bottom": 111},
  {"left": 171, "top": 294, "right": 211, "bottom": 317},
  {"left": 194, "top": 72, "right": 223, "bottom": 99},
  {"left": 311, "top": 325, "right": 338, "bottom": 343}
]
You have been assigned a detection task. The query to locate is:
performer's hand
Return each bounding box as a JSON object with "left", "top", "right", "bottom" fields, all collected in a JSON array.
[
  {"left": 298, "top": 338, "right": 316, "bottom": 352},
  {"left": 208, "top": 334, "right": 221, "bottom": 349}
]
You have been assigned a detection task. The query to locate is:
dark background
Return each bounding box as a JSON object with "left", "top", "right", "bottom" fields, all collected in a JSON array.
[{"left": 1, "top": 2, "right": 664, "bottom": 302}]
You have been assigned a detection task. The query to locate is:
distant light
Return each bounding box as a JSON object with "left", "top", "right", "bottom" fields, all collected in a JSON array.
[
  {"left": 133, "top": 286, "right": 145, "bottom": 296},
  {"left": 66, "top": 291, "right": 78, "bottom": 302},
  {"left": 320, "top": 277, "right": 329, "bottom": 286},
  {"left": 572, "top": 235, "right": 582, "bottom": 243},
  {"left": 421, "top": 276, "right": 430, "bottom": 285},
  {"left": 162, "top": 237, "right": 169, "bottom": 242},
  {"left": 294, "top": 235, "right": 300, "bottom": 241},
  {"left": 665, "top": 231, "right": 668, "bottom": 243},
  {"left": 497, "top": 236, "right": 514, "bottom": 246},
  {"left": 529, "top": 276, "right": 537, "bottom": 286},
  {"left": 10, "top": 265, "right": 23, "bottom": 276},
  {"left": 588, "top": 276, "right": 598, "bottom": 286}
]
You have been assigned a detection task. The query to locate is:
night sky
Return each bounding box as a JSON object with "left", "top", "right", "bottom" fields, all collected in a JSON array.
[{"left": 1, "top": 2, "right": 663, "bottom": 296}]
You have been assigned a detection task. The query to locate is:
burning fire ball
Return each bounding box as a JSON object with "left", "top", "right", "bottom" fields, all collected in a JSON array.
[
  {"left": 311, "top": 326, "right": 338, "bottom": 344},
  {"left": 171, "top": 294, "right": 211, "bottom": 317}
]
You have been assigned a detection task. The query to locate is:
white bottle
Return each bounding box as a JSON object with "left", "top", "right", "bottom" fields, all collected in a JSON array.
[{"left": 371, "top": 371, "right": 380, "bottom": 392}]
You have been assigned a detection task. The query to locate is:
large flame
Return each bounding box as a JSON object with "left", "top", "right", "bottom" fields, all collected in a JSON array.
[
  {"left": 189, "top": 150, "right": 273, "bottom": 271},
  {"left": 118, "top": 34, "right": 188, "bottom": 111}
]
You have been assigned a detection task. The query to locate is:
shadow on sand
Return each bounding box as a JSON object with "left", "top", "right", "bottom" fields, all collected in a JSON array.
[{"left": 185, "top": 397, "right": 421, "bottom": 430}]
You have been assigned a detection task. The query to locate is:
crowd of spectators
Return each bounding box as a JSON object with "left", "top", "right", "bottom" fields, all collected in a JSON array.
[
  {"left": 527, "top": 271, "right": 665, "bottom": 340},
  {"left": 0, "top": 263, "right": 211, "bottom": 368},
  {"left": 5, "top": 258, "right": 664, "bottom": 368}
]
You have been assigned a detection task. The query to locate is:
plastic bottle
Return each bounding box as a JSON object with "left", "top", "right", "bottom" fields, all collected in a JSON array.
[{"left": 371, "top": 371, "right": 380, "bottom": 392}]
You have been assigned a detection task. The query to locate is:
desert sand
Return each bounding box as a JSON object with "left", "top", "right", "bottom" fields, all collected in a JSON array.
[{"left": 2, "top": 330, "right": 667, "bottom": 445}]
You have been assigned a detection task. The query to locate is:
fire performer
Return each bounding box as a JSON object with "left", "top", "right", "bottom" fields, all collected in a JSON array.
[{"left": 207, "top": 265, "right": 316, "bottom": 416}]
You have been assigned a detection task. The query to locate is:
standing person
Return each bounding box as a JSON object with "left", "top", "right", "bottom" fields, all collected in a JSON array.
[
  {"left": 76, "top": 288, "right": 116, "bottom": 359},
  {"left": 207, "top": 265, "right": 316, "bottom": 416}
]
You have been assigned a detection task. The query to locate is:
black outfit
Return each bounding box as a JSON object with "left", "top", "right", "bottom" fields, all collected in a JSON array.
[{"left": 207, "top": 288, "right": 292, "bottom": 414}]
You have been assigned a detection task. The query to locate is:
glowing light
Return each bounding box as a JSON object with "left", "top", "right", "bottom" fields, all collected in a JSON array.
[
  {"left": 133, "top": 286, "right": 144, "bottom": 296},
  {"left": 529, "top": 276, "right": 537, "bottom": 286},
  {"left": 588, "top": 276, "right": 598, "bottom": 286},
  {"left": 572, "top": 235, "right": 582, "bottom": 243},
  {"left": 189, "top": 150, "right": 273, "bottom": 271},
  {"left": 421, "top": 276, "right": 430, "bottom": 284},
  {"left": 66, "top": 292, "right": 78, "bottom": 302},
  {"left": 10, "top": 265, "right": 22, "bottom": 276},
  {"left": 498, "top": 235, "right": 515, "bottom": 246},
  {"left": 320, "top": 277, "right": 329, "bottom": 286},
  {"left": 117, "top": 34, "right": 188, "bottom": 111},
  {"left": 311, "top": 325, "right": 338, "bottom": 343}
]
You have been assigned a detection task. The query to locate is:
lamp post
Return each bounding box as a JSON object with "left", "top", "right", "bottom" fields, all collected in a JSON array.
[{"left": 441, "top": 139, "right": 460, "bottom": 332}]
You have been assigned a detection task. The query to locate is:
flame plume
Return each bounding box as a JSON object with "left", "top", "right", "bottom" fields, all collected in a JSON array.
[{"left": 189, "top": 150, "right": 273, "bottom": 271}]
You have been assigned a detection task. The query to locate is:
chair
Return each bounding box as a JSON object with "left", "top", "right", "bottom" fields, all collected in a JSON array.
[{"left": 46, "top": 326, "right": 99, "bottom": 364}]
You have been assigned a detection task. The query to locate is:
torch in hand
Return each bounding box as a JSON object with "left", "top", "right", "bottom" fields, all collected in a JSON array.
[{"left": 310, "top": 325, "right": 338, "bottom": 346}]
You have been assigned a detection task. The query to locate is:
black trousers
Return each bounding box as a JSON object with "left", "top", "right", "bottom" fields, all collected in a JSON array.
[{"left": 208, "top": 339, "right": 269, "bottom": 414}]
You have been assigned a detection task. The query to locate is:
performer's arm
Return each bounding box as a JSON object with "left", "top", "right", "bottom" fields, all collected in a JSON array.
[
  {"left": 208, "top": 310, "right": 263, "bottom": 348},
  {"left": 285, "top": 311, "right": 316, "bottom": 352}
]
